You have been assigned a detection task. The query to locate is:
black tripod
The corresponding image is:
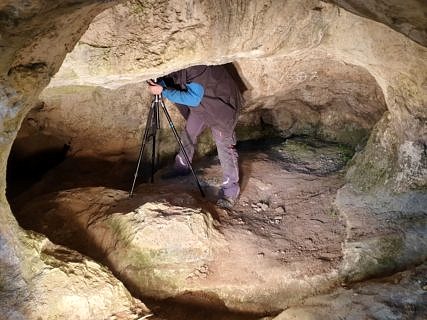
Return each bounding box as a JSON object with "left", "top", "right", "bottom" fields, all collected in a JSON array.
[{"left": 129, "top": 91, "right": 205, "bottom": 197}]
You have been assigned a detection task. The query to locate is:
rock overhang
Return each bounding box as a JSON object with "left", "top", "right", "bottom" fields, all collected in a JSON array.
[{"left": 1, "top": 0, "right": 426, "bottom": 318}]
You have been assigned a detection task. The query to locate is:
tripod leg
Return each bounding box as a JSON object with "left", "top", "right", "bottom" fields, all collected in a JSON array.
[
  {"left": 150, "top": 103, "right": 158, "bottom": 183},
  {"left": 155, "top": 98, "right": 161, "bottom": 174},
  {"left": 129, "top": 101, "right": 155, "bottom": 197},
  {"left": 159, "top": 99, "right": 205, "bottom": 197}
]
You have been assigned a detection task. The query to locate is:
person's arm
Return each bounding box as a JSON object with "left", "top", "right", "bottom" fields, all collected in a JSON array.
[{"left": 162, "top": 82, "right": 204, "bottom": 107}]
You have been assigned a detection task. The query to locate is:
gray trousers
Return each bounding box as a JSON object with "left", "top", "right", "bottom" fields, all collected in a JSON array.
[{"left": 175, "top": 111, "right": 240, "bottom": 199}]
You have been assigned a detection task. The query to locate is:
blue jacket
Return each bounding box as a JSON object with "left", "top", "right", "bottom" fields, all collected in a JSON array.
[{"left": 161, "top": 65, "right": 243, "bottom": 131}]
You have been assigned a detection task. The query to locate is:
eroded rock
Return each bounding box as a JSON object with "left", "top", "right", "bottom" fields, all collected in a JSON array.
[
  {"left": 14, "top": 143, "right": 348, "bottom": 313},
  {"left": 1, "top": 0, "right": 427, "bottom": 318},
  {"left": 0, "top": 231, "right": 149, "bottom": 320},
  {"left": 17, "top": 56, "right": 385, "bottom": 163},
  {"left": 239, "top": 57, "right": 386, "bottom": 146},
  {"left": 21, "top": 0, "right": 426, "bottom": 196},
  {"left": 0, "top": 2, "right": 152, "bottom": 319},
  {"left": 16, "top": 4, "right": 388, "bottom": 163},
  {"left": 15, "top": 187, "right": 228, "bottom": 297},
  {"left": 336, "top": 184, "right": 427, "bottom": 283},
  {"left": 325, "top": 0, "right": 427, "bottom": 46},
  {"left": 273, "top": 262, "right": 427, "bottom": 320}
]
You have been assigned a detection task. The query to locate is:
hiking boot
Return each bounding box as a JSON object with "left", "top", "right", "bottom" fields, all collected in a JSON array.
[
  {"left": 160, "top": 168, "right": 191, "bottom": 180},
  {"left": 216, "top": 197, "right": 236, "bottom": 209}
]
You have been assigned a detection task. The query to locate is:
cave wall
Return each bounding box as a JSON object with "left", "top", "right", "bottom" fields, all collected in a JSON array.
[
  {"left": 321, "top": 8, "right": 427, "bottom": 193},
  {"left": 1, "top": 0, "right": 426, "bottom": 318},
  {"left": 324, "top": 0, "right": 427, "bottom": 47},
  {"left": 0, "top": 1, "right": 147, "bottom": 318},
  {"left": 236, "top": 57, "right": 386, "bottom": 146},
  {"left": 44, "top": 0, "right": 426, "bottom": 193},
  {"left": 14, "top": 56, "right": 387, "bottom": 163}
]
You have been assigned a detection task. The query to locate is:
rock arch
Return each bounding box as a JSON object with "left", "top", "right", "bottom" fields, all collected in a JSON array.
[{"left": 0, "top": 0, "right": 426, "bottom": 318}]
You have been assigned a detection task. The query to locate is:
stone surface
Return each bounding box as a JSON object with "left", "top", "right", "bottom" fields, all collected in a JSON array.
[
  {"left": 0, "top": 1, "right": 151, "bottom": 319},
  {"left": 17, "top": 56, "right": 385, "bottom": 163},
  {"left": 19, "top": 1, "right": 387, "bottom": 162},
  {"left": 0, "top": 231, "right": 149, "bottom": 320},
  {"left": 325, "top": 0, "right": 427, "bottom": 46},
  {"left": 273, "top": 262, "right": 427, "bottom": 320},
  {"left": 15, "top": 187, "right": 228, "bottom": 298},
  {"left": 336, "top": 184, "right": 427, "bottom": 283},
  {"left": 12, "top": 137, "right": 424, "bottom": 315},
  {"left": 269, "top": 137, "right": 354, "bottom": 175},
  {"left": 238, "top": 57, "right": 386, "bottom": 146},
  {"left": 47, "top": 0, "right": 332, "bottom": 87},
  {"left": 40, "top": 0, "right": 427, "bottom": 195},
  {"left": 320, "top": 9, "right": 427, "bottom": 194},
  {"left": 14, "top": 140, "right": 349, "bottom": 313},
  {"left": 1, "top": 0, "right": 427, "bottom": 318},
  {"left": 14, "top": 82, "right": 192, "bottom": 160}
]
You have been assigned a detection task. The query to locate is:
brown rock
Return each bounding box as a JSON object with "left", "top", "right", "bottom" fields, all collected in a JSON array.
[{"left": 1, "top": 0, "right": 426, "bottom": 317}]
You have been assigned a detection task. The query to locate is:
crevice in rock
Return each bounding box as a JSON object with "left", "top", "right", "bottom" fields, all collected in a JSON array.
[{"left": 6, "top": 139, "right": 70, "bottom": 199}]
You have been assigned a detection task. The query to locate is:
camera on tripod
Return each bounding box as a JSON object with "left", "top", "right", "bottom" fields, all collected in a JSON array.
[{"left": 129, "top": 79, "right": 205, "bottom": 198}]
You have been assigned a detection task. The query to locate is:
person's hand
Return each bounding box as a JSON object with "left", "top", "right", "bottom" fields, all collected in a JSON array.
[{"left": 147, "top": 80, "right": 163, "bottom": 95}]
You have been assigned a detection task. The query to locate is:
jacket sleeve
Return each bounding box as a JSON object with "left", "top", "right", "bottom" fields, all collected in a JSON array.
[{"left": 162, "top": 82, "right": 204, "bottom": 107}]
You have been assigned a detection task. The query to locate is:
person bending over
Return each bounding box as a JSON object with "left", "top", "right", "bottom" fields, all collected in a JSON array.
[{"left": 147, "top": 64, "right": 243, "bottom": 208}]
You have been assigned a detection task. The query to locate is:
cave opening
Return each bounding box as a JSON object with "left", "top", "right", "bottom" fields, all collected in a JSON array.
[
  {"left": 5, "top": 55, "right": 388, "bottom": 319},
  {"left": 2, "top": 2, "right": 401, "bottom": 319},
  {"left": 2, "top": 1, "right": 426, "bottom": 319},
  {"left": 6, "top": 56, "right": 388, "bottom": 198},
  {"left": 4, "top": 6, "right": 389, "bottom": 315}
]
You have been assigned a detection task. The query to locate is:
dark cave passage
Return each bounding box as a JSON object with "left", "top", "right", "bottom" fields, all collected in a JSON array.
[{"left": 6, "top": 140, "right": 70, "bottom": 199}]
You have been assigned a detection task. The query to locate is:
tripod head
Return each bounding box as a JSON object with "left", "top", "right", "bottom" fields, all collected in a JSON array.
[{"left": 146, "top": 78, "right": 158, "bottom": 86}]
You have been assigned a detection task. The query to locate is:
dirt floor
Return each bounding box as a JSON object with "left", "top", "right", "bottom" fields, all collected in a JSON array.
[
  {"left": 158, "top": 139, "right": 348, "bottom": 275},
  {"left": 159, "top": 137, "right": 348, "bottom": 271},
  {"left": 10, "top": 136, "right": 352, "bottom": 319}
]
